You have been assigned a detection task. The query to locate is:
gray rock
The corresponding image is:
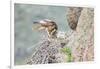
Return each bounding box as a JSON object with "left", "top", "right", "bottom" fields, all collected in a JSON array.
[{"left": 67, "top": 7, "right": 83, "bottom": 30}]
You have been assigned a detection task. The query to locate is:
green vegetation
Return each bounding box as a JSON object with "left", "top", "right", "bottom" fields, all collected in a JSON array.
[{"left": 61, "top": 47, "right": 73, "bottom": 62}]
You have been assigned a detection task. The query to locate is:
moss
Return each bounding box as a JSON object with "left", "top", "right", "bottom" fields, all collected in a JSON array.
[{"left": 61, "top": 47, "right": 73, "bottom": 62}]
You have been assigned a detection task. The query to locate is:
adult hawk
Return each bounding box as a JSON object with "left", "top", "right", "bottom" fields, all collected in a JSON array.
[{"left": 32, "top": 19, "right": 58, "bottom": 39}]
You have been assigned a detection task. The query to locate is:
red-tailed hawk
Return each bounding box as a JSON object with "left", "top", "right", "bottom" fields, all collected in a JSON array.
[{"left": 33, "top": 19, "right": 58, "bottom": 38}]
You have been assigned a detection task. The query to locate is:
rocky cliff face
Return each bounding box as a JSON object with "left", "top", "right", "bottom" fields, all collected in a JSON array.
[
  {"left": 68, "top": 8, "right": 94, "bottom": 61},
  {"left": 66, "top": 7, "right": 83, "bottom": 30},
  {"left": 26, "top": 7, "right": 94, "bottom": 64}
]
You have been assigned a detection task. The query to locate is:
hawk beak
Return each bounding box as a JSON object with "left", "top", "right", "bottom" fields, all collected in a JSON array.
[
  {"left": 38, "top": 27, "right": 46, "bottom": 30},
  {"left": 32, "top": 26, "right": 45, "bottom": 31},
  {"left": 32, "top": 21, "right": 45, "bottom": 31},
  {"left": 32, "top": 21, "right": 41, "bottom": 31}
]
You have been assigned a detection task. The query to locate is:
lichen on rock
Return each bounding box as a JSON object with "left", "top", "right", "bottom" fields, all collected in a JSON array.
[{"left": 67, "top": 8, "right": 94, "bottom": 61}]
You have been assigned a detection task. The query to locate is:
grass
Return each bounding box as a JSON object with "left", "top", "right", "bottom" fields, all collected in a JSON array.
[{"left": 61, "top": 47, "right": 73, "bottom": 62}]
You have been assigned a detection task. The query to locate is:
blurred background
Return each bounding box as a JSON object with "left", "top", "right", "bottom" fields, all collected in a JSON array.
[{"left": 14, "top": 3, "right": 70, "bottom": 65}]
